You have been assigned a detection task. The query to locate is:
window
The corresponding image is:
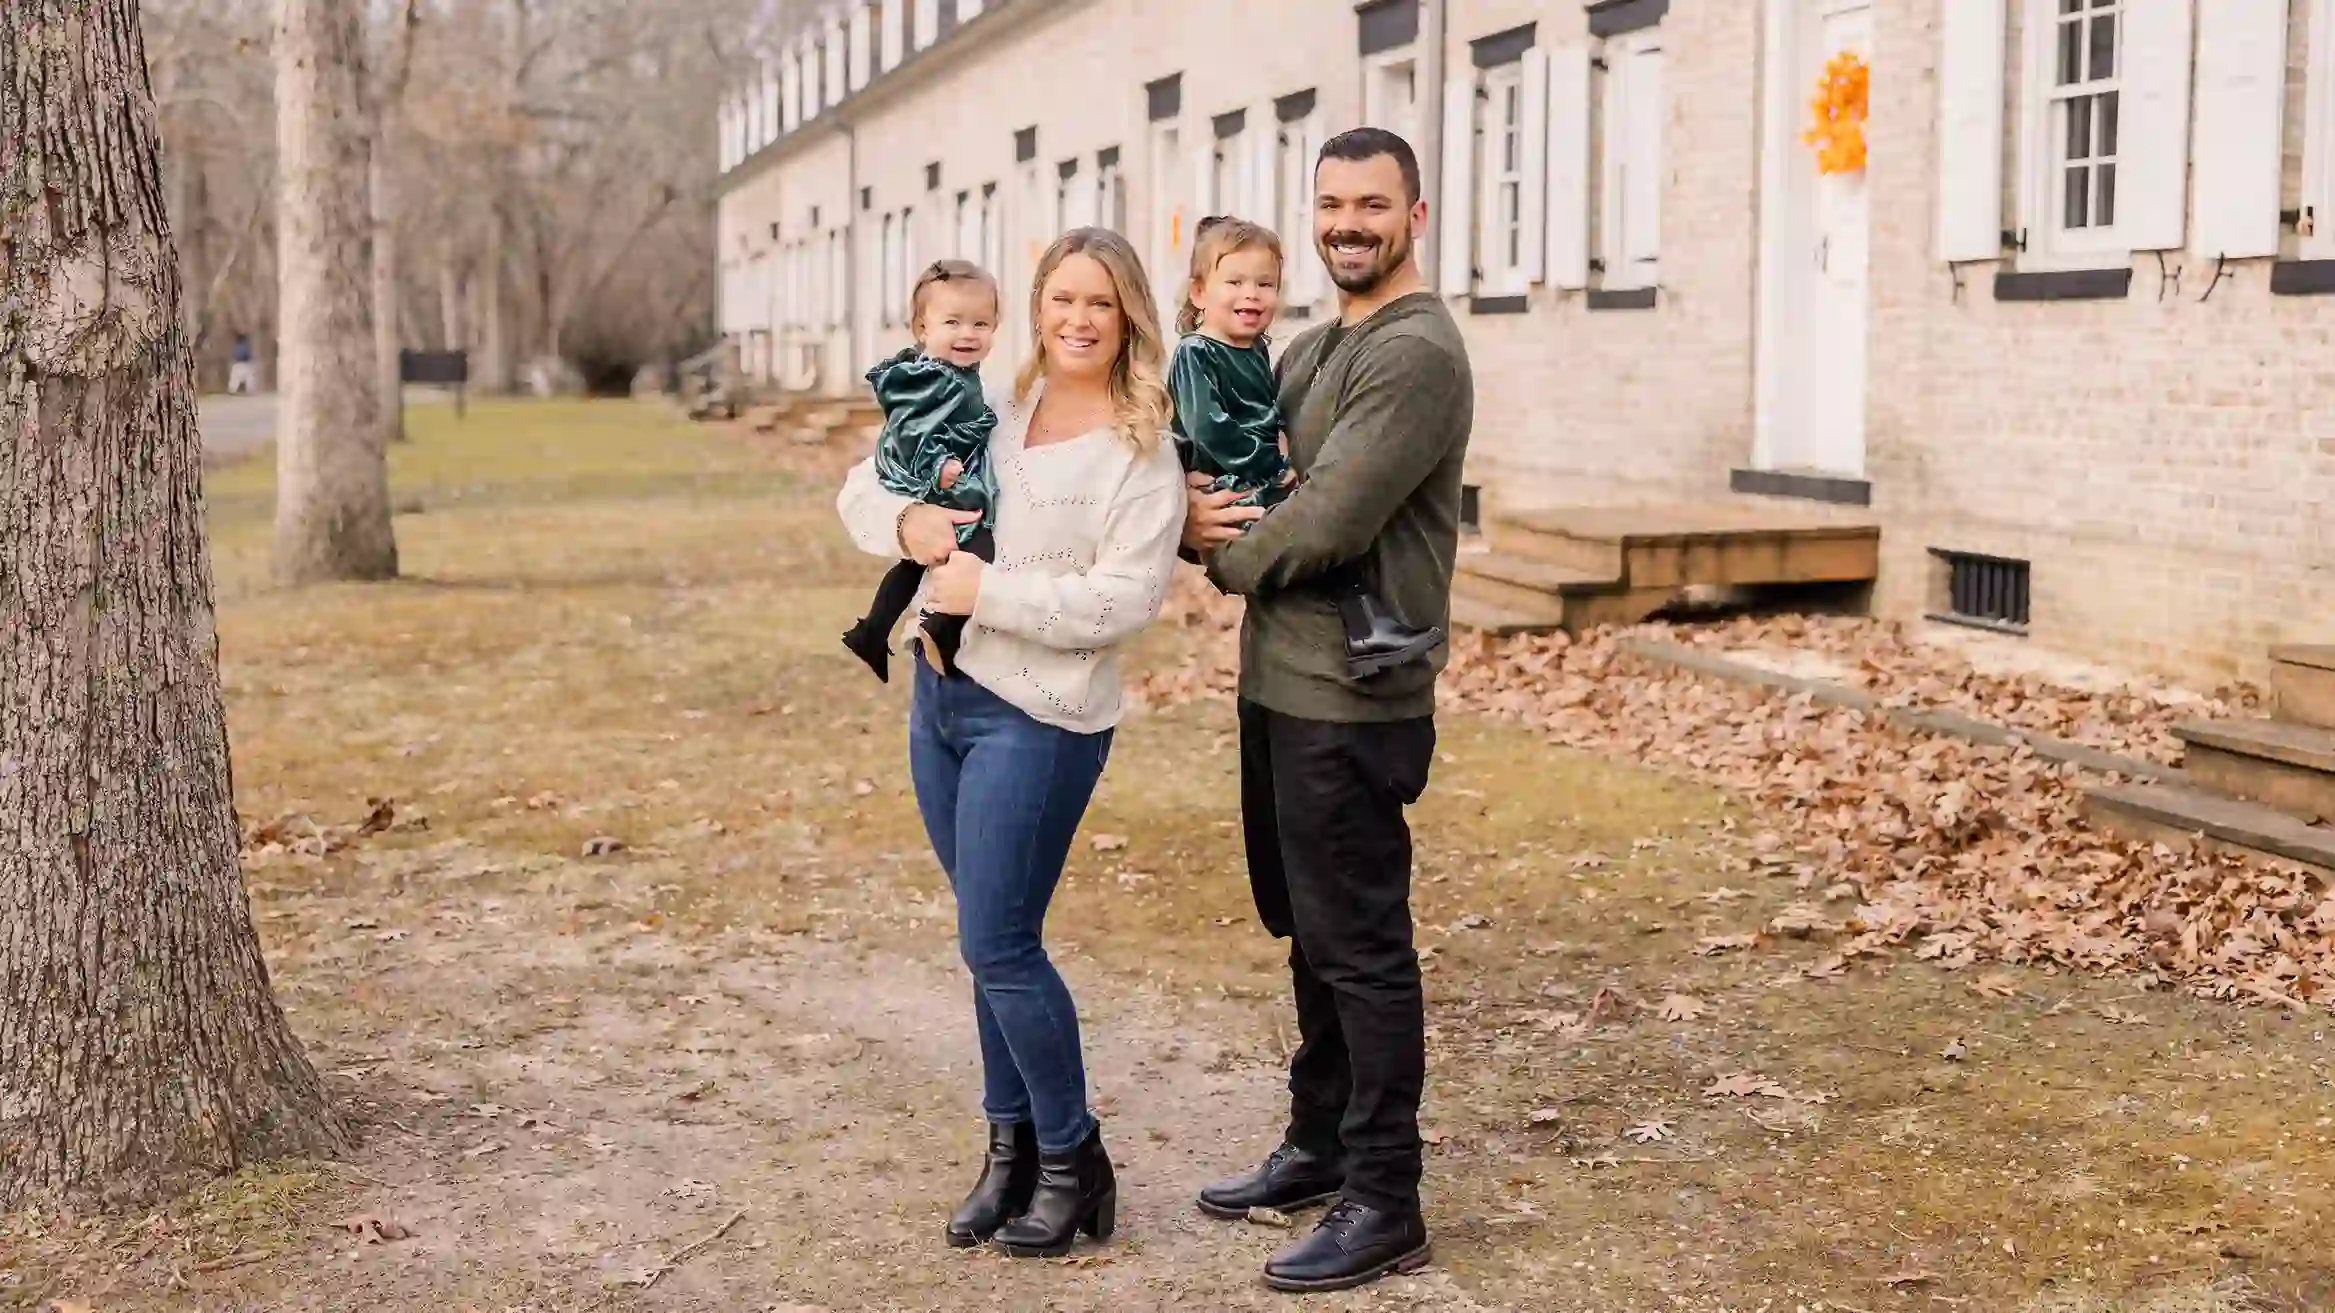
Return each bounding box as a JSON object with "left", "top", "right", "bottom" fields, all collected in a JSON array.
[
  {"left": 1479, "top": 63, "right": 1529, "bottom": 292},
  {"left": 1213, "top": 125, "right": 1245, "bottom": 216},
  {"left": 1097, "top": 150, "right": 1125, "bottom": 234},
  {"left": 1599, "top": 29, "right": 1665, "bottom": 292},
  {"left": 1277, "top": 112, "right": 1326, "bottom": 305},
  {"left": 956, "top": 190, "right": 976, "bottom": 257},
  {"left": 1365, "top": 52, "right": 1421, "bottom": 145},
  {"left": 981, "top": 183, "right": 1003, "bottom": 279},
  {"left": 2050, "top": 1, "right": 2122, "bottom": 245},
  {"left": 1149, "top": 121, "right": 1187, "bottom": 317},
  {"left": 829, "top": 229, "right": 848, "bottom": 328},
  {"left": 880, "top": 214, "right": 899, "bottom": 326}
]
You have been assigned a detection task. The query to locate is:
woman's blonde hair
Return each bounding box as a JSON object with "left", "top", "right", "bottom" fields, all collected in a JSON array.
[
  {"left": 908, "top": 258, "right": 1001, "bottom": 334},
  {"left": 1013, "top": 228, "right": 1172, "bottom": 453},
  {"left": 1177, "top": 216, "right": 1284, "bottom": 336}
]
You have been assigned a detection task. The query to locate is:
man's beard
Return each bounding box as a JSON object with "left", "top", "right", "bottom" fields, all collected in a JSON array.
[{"left": 1319, "top": 225, "right": 1410, "bottom": 295}]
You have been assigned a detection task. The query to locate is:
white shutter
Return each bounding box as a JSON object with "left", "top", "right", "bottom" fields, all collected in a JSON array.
[
  {"left": 881, "top": 0, "right": 904, "bottom": 70},
  {"left": 2190, "top": 0, "right": 2287, "bottom": 259},
  {"left": 781, "top": 57, "right": 800, "bottom": 131},
  {"left": 1547, "top": 44, "right": 1591, "bottom": 289},
  {"left": 914, "top": 0, "right": 940, "bottom": 50},
  {"left": 1519, "top": 49, "right": 1550, "bottom": 285},
  {"left": 2309, "top": 0, "right": 2335, "bottom": 258},
  {"left": 1438, "top": 75, "right": 1475, "bottom": 294},
  {"left": 825, "top": 21, "right": 847, "bottom": 107},
  {"left": 1605, "top": 38, "right": 1665, "bottom": 289},
  {"left": 849, "top": 5, "right": 872, "bottom": 91},
  {"left": 960, "top": 0, "right": 984, "bottom": 19},
  {"left": 1936, "top": 0, "right": 2007, "bottom": 261},
  {"left": 763, "top": 64, "right": 781, "bottom": 140},
  {"left": 1250, "top": 114, "right": 1279, "bottom": 227},
  {"left": 1193, "top": 139, "right": 1217, "bottom": 218},
  {"left": 2120, "top": 0, "right": 2197, "bottom": 252},
  {"left": 1295, "top": 118, "right": 1327, "bottom": 302}
]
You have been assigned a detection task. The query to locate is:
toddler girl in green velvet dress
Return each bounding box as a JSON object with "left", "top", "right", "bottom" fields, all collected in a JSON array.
[
  {"left": 841, "top": 259, "right": 1000, "bottom": 682},
  {"left": 1169, "top": 217, "right": 1441, "bottom": 678}
]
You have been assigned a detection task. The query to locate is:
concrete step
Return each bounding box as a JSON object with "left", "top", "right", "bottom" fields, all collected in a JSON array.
[
  {"left": 2086, "top": 777, "right": 2335, "bottom": 875},
  {"left": 1448, "top": 595, "right": 1564, "bottom": 638},
  {"left": 2273, "top": 645, "right": 2335, "bottom": 730},
  {"left": 1451, "top": 553, "right": 1676, "bottom": 634},
  {"left": 2175, "top": 718, "right": 2335, "bottom": 823}
]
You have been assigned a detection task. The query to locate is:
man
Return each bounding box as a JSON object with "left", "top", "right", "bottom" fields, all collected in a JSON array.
[
  {"left": 1184, "top": 127, "right": 1473, "bottom": 1293},
  {"left": 227, "top": 332, "right": 257, "bottom": 395}
]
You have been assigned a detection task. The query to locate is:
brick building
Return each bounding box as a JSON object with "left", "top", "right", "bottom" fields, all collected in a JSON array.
[{"left": 712, "top": 0, "right": 2335, "bottom": 685}]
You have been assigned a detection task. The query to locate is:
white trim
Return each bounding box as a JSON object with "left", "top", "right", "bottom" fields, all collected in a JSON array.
[
  {"left": 1363, "top": 46, "right": 1424, "bottom": 146},
  {"left": 1476, "top": 61, "right": 1531, "bottom": 295},
  {"left": 2306, "top": 0, "right": 2335, "bottom": 259},
  {"left": 1545, "top": 43, "right": 1592, "bottom": 289}
]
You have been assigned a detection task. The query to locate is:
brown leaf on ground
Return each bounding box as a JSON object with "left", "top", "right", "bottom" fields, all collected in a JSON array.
[
  {"left": 1942, "top": 1038, "right": 1969, "bottom": 1061},
  {"left": 1624, "top": 1121, "right": 1673, "bottom": 1143},
  {"left": 1089, "top": 833, "right": 1128, "bottom": 852},
  {"left": 1970, "top": 972, "right": 2022, "bottom": 999},
  {"left": 2098, "top": 1005, "right": 2150, "bottom": 1025},
  {"left": 1883, "top": 1268, "right": 1939, "bottom": 1288},
  {"left": 1702, "top": 1073, "right": 1789, "bottom": 1099},
  {"left": 582, "top": 835, "right": 627, "bottom": 857},
  {"left": 1244, "top": 1206, "right": 1293, "bottom": 1228},
  {"left": 1695, "top": 933, "right": 1760, "bottom": 958},
  {"left": 1657, "top": 994, "right": 1708, "bottom": 1022},
  {"left": 1527, "top": 1107, "right": 1564, "bottom": 1127}
]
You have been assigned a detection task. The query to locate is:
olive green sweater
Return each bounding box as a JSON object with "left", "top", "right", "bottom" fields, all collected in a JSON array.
[{"left": 1205, "top": 292, "right": 1474, "bottom": 723}]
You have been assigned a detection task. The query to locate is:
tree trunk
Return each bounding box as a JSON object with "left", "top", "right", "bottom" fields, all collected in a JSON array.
[
  {"left": 0, "top": 0, "right": 348, "bottom": 1210},
  {"left": 479, "top": 204, "right": 511, "bottom": 392},
  {"left": 273, "top": 0, "right": 398, "bottom": 583},
  {"left": 438, "top": 253, "right": 465, "bottom": 352},
  {"left": 372, "top": 109, "right": 406, "bottom": 441}
]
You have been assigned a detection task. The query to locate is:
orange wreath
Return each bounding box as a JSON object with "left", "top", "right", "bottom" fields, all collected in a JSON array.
[{"left": 1802, "top": 51, "right": 1869, "bottom": 176}]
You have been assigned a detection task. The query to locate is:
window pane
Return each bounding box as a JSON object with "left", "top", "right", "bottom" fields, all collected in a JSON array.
[
  {"left": 2065, "top": 165, "right": 2090, "bottom": 228},
  {"left": 2066, "top": 96, "right": 2093, "bottom": 162},
  {"left": 2089, "top": 12, "right": 2116, "bottom": 81},
  {"left": 2061, "top": 0, "right": 2083, "bottom": 12},
  {"left": 2098, "top": 90, "right": 2118, "bottom": 158},
  {"left": 2058, "top": 19, "right": 2082, "bottom": 85},
  {"left": 2097, "top": 161, "right": 2116, "bottom": 226}
]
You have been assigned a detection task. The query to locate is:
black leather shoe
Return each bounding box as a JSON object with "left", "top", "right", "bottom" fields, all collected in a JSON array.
[
  {"left": 1195, "top": 1142, "right": 1344, "bottom": 1219},
  {"left": 1261, "top": 1199, "right": 1431, "bottom": 1293},
  {"left": 1338, "top": 593, "right": 1444, "bottom": 679},
  {"left": 944, "top": 1121, "right": 1038, "bottom": 1248},
  {"left": 992, "top": 1126, "right": 1115, "bottom": 1257}
]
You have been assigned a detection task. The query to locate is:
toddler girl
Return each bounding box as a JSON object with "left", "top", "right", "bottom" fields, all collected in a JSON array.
[
  {"left": 841, "top": 259, "right": 1000, "bottom": 682},
  {"left": 1168, "top": 216, "right": 1442, "bottom": 678}
]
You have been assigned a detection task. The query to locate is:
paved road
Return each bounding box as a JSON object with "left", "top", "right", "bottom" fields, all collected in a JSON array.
[{"left": 199, "top": 392, "right": 275, "bottom": 465}]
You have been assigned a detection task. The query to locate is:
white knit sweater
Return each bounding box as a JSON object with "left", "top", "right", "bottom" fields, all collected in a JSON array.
[{"left": 836, "top": 381, "right": 1186, "bottom": 733}]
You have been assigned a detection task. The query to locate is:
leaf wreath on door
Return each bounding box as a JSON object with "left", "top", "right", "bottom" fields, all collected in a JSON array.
[{"left": 1802, "top": 51, "right": 1869, "bottom": 176}]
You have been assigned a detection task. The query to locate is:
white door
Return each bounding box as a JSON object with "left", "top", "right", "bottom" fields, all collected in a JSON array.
[{"left": 1755, "top": 0, "right": 1872, "bottom": 478}]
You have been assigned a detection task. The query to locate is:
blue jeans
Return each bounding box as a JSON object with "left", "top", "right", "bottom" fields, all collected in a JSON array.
[{"left": 908, "top": 662, "right": 1113, "bottom": 1154}]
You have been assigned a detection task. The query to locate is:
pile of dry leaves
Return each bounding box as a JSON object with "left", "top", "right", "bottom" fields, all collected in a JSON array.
[
  {"left": 1650, "top": 612, "right": 2263, "bottom": 764},
  {"left": 1133, "top": 572, "right": 2332, "bottom": 1007},
  {"left": 240, "top": 798, "right": 423, "bottom": 862}
]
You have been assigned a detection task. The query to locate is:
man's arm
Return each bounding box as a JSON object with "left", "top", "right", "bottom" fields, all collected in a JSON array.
[{"left": 1205, "top": 335, "right": 1462, "bottom": 597}]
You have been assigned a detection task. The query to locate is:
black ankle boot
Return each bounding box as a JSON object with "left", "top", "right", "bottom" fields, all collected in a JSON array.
[
  {"left": 840, "top": 620, "right": 893, "bottom": 683},
  {"left": 945, "top": 1121, "right": 1038, "bottom": 1248},
  {"left": 1338, "top": 592, "right": 1444, "bottom": 679},
  {"left": 991, "top": 1126, "right": 1115, "bottom": 1257}
]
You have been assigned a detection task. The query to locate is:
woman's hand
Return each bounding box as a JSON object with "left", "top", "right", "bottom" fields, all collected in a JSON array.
[
  {"left": 937, "top": 458, "right": 964, "bottom": 491},
  {"left": 900, "top": 503, "right": 982, "bottom": 566},
  {"left": 1182, "top": 471, "right": 1264, "bottom": 554},
  {"left": 925, "top": 551, "right": 984, "bottom": 615}
]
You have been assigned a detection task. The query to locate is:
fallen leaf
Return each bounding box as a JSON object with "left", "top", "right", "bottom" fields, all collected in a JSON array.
[
  {"left": 336, "top": 1214, "right": 414, "bottom": 1243},
  {"left": 1421, "top": 1128, "right": 1449, "bottom": 1146},
  {"left": 2098, "top": 1005, "right": 2150, "bottom": 1026},
  {"left": 1702, "top": 1073, "right": 1789, "bottom": 1099},
  {"left": 582, "top": 836, "right": 626, "bottom": 858},
  {"left": 1942, "top": 1038, "right": 1968, "bottom": 1062},
  {"left": 1658, "top": 994, "right": 1709, "bottom": 1022},
  {"left": 462, "top": 1140, "right": 507, "bottom": 1160},
  {"left": 1244, "top": 1206, "right": 1294, "bottom": 1228},
  {"left": 1526, "top": 1107, "right": 1564, "bottom": 1127},
  {"left": 1883, "top": 1269, "right": 1939, "bottom": 1288},
  {"left": 1624, "top": 1121, "right": 1672, "bottom": 1144},
  {"left": 1089, "top": 833, "right": 1128, "bottom": 852},
  {"left": 850, "top": 780, "right": 874, "bottom": 797},
  {"left": 1970, "top": 973, "right": 2022, "bottom": 999},
  {"left": 1695, "top": 933, "right": 1760, "bottom": 958}
]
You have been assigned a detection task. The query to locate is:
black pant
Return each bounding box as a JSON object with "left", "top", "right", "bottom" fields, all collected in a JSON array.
[
  {"left": 1237, "top": 699, "right": 1435, "bottom": 1215},
  {"left": 853, "top": 525, "right": 994, "bottom": 669}
]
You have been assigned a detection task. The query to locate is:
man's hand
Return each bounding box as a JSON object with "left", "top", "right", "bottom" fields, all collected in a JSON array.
[
  {"left": 900, "top": 504, "right": 981, "bottom": 566},
  {"left": 1182, "top": 471, "right": 1264, "bottom": 554},
  {"left": 925, "top": 550, "right": 984, "bottom": 615}
]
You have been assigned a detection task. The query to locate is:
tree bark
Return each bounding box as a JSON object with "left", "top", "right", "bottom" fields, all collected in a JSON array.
[
  {"left": 372, "top": 111, "right": 405, "bottom": 440},
  {"left": 438, "top": 252, "right": 465, "bottom": 352},
  {"left": 479, "top": 202, "right": 511, "bottom": 392},
  {"left": 273, "top": 0, "right": 398, "bottom": 583},
  {"left": 0, "top": 0, "right": 348, "bottom": 1209}
]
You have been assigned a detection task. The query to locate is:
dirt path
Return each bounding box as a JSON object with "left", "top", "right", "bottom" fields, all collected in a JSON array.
[{"left": 5, "top": 403, "right": 2331, "bottom": 1313}]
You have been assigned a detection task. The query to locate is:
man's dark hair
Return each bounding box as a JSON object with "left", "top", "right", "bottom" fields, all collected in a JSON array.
[{"left": 1316, "top": 127, "right": 1422, "bottom": 205}]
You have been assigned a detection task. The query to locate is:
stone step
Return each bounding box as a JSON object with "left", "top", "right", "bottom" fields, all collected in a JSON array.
[
  {"left": 2086, "top": 778, "right": 2335, "bottom": 875},
  {"left": 2273, "top": 645, "right": 2335, "bottom": 730},
  {"left": 2174, "top": 718, "right": 2335, "bottom": 823}
]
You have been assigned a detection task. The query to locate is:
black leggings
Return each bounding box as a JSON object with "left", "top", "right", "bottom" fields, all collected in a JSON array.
[{"left": 853, "top": 525, "right": 995, "bottom": 673}]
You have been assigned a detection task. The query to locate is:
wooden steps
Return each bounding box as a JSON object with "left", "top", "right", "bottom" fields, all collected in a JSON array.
[
  {"left": 1450, "top": 501, "right": 1881, "bottom": 638},
  {"left": 2089, "top": 646, "right": 2335, "bottom": 871}
]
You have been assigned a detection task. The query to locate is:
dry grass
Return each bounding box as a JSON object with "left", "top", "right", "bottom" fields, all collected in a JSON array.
[{"left": 2, "top": 401, "right": 2330, "bottom": 1312}]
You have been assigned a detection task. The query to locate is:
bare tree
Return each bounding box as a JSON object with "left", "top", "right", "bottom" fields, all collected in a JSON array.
[
  {"left": 1, "top": 0, "right": 347, "bottom": 1207},
  {"left": 273, "top": 0, "right": 399, "bottom": 582},
  {"left": 374, "top": 0, "right": 422, "bottom": 438}
]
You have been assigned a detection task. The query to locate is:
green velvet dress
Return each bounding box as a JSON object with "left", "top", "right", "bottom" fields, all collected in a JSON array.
[
  {"left": 867, "top": 346, "right": 997, "bottom": 544},
  {"left": 1168, "top": 334, "right": 1290, "bottom": 511}
]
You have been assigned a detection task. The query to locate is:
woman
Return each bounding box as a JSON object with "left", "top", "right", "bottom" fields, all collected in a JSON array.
[{"left": 835, "top": 229, "right": 1185, "bottom": 1257}]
